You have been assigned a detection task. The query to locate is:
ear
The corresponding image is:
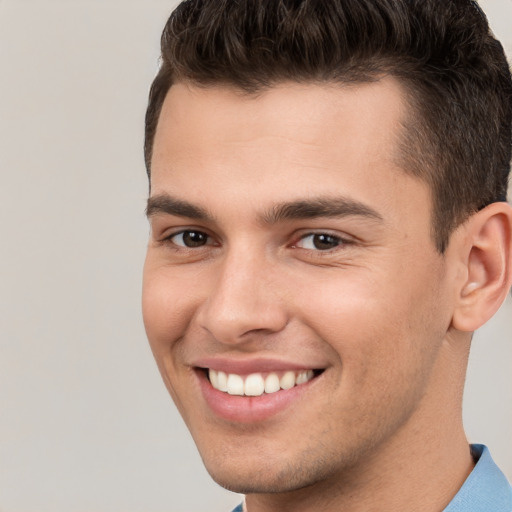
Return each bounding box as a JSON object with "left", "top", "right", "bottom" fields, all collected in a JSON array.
[{"left": 451, "top": 202, "right": 512, "bottom": 332}]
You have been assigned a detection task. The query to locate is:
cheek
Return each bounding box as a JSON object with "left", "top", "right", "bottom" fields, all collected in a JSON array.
[
  {"left": 142, "top": 268, "right": 202, "bottom": 415},
  {"left": 295, "top": 264, "right": 447, "bottom": 385},
  {"left": 142, "top": 266, "right": 200, "bottom": 353}
]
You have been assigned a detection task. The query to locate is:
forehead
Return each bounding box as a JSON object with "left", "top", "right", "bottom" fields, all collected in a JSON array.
[
  {"left": 152, "top": 79, "right": 408, "bottom": 164},
  {"left": 150, "top": 80, "right": 430, "bottom": 225}
]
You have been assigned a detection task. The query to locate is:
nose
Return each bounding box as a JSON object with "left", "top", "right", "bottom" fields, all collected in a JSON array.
[{"left": 195, "top": 248, "right": 289, "bottom": 345}]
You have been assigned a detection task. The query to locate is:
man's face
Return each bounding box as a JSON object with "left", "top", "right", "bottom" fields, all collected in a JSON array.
[{"left": 143, "top": 80, "right": 456, "bottom": 493}]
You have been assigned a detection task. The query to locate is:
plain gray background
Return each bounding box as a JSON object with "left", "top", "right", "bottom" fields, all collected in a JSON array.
[{"left": 0, "top": 1, "right": 511, "bottom": 511}]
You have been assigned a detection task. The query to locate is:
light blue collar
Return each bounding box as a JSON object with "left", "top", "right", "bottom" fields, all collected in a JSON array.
[{"left": 444, "top": 444, "right": 512, "bottom": 511}]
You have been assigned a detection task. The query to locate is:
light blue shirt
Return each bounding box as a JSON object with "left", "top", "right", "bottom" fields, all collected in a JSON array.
[
  {"left": 231, "top": 444, "right": 512, "bottom": 511},
  {"left": 444, "top": 444, "right": 511, "bottom": 511}
]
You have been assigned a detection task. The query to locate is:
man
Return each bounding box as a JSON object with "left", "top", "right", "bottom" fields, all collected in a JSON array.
[{"left": 142, "top": 0, "right": 512, "bottom": 510}]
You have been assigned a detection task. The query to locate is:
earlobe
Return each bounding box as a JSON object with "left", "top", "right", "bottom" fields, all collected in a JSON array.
[{"left": 451, "top": 202, "right": 512, "bottom": 332}]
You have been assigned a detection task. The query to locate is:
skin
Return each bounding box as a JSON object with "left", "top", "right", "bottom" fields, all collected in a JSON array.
[{"left": 142, "top": 80, "right": 511, "bottom": 511}]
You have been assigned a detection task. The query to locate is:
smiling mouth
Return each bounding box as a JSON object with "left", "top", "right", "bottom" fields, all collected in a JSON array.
[{"left": 205, "top": 368, "right": 323, "bottom": 397}]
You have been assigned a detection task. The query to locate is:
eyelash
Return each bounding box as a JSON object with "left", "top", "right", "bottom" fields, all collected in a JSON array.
[
  {"left": 162, "top": 230, "right": 216, "bottom": 249},
  {"left": 292, "top": 232, "right": 349, "bottom": 251},
  {"left": 161, "top": 229, "right": 352, "bottom": 254}
]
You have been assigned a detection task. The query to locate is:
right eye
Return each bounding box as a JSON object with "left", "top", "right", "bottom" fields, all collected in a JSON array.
[
  {"left": 168, "top": 230, "right": 212, "bottom": 248},
  {"left": 294, "top": 233, "right": 344, "bottom": 251}
]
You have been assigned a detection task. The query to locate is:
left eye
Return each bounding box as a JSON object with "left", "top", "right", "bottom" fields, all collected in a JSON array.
[
  {"left": 169, "top": 230, "right": 211, "bottom": 248},
  {"left": 295, "top": 233, "right": 343, "bottom": 251}
]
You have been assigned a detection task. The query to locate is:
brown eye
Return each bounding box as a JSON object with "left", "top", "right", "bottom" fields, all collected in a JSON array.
[
  {"left": 171, "top": 230, "right": 210, "bottom": 248},
  {"left": 296, "top": 233, "right": 342, "bottom": 251}
]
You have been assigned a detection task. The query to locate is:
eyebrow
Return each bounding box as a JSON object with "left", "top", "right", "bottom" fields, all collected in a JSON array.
[
  {"left": 146, "top": 194, "right": 213, "bottom": 220},
  {"left": 262, "top": 197, "right": 383, "bottom": 224},
  {"left": 146, "top": 194, "right": 383, "bottom": 224}
]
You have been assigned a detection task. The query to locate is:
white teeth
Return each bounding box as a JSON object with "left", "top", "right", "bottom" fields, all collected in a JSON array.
[
  {"left": 217, "top": 371, "right": 228, "bottom": 392},
  {"left": 296, "top": 371, "right": 307, "bottom": 385},
  {"left": 244, "top": 373, "right": 265, "bottom": 396},
  {"left": 208, "top": 369, "right": 316, "bottom": 396},
  {"left": 297, "top": 370, "right": 314, "bottom": 385},
  {"left": 264, "top": 373, "right": 281, "bottom": 394},
  {"left": 208, "top": 368, "right": 218, "bottom": 389},
  {"left": 280, "top": 371, "right": 296, "bottom": 390},
  {"left": 226, "top": 374, "right": 244, "bottom": 395}
]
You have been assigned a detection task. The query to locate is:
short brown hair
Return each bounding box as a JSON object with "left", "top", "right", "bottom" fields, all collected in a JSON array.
[{"left": 144, "top": 0, "right": 512, "bottom": 252}]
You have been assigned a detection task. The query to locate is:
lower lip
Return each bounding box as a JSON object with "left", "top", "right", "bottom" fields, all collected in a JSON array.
[{"left": 197, "top": 371, "right": 316, "bottom": 423}]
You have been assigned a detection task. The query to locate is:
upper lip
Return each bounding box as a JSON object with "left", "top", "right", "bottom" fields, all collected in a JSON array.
[{"left": 191, "top": 357, "right": 325, "bottom": 375}]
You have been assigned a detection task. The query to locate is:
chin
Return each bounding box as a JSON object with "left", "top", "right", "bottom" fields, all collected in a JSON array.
[
  {"left": 199, "top": 443, "right": 344, "bottom": 495},
  {"left": 205, "top": 465, "right": 310, "bottom": 495}
]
